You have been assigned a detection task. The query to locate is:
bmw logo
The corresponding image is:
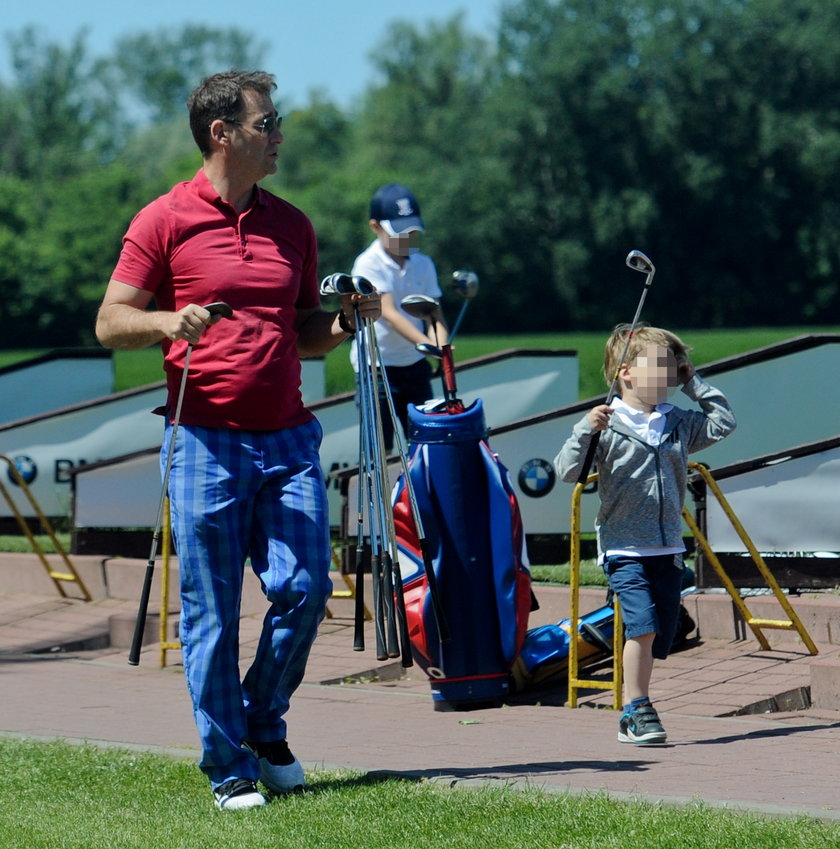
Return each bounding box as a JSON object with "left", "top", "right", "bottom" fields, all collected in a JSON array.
[
  {"left": 518, "top": 458, "right": 555, "bottom": 498},
  {"left": 8, "top": 455, "right": 37, "bottom": 486}
]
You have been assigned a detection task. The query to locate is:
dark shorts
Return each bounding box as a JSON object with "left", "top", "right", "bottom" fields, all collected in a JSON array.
[{"left": 604, "top": 554, "right": 684, "bottom": 659}]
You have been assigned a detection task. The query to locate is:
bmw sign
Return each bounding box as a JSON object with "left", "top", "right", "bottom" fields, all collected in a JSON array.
[
  {"left": 518, "top": 458, "right": 555, "bottom": 498},
  {"left": 8, "top": 455, "right": 37, "bottom": 485}
]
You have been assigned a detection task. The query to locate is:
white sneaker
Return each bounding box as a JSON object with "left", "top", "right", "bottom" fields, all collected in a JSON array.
[{"left": 213, "top": 778, "right": 266, "bottom": 811}]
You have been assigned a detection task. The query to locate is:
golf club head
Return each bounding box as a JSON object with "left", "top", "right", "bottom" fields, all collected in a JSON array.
[
  {"left": 350, "top": 275, "right": 376, "bottom": 296},
  {"left": 451, "top": 270, "right": 479, "bottom": 299},
  {"left": 400, "top": 293, "right": 440, "bottom": 319},
  {"left": 202, "top": 302, "right": 233, "bottom": 319},
  {"left": 320, "top": 273, "right": 355, "bottom": 296},
  {"left": 415, "top": 342, "right": 443, "bottom": 359},
  {"left": 626, "top": 250, "right": 655, "bottom": 284}
]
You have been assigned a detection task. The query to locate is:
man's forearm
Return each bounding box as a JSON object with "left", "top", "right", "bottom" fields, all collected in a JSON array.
[
  {"left": 96, "top": 303, "right": 167, "bottom": 351},
  {"left": 296, "top": 309, "right": 351, "bottom": 358}
]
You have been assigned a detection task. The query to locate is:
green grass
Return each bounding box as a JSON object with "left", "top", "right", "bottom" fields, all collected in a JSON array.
[
  {"left": 1, "top": 325, "right": 836, "bottom": 398},
  {"left": 0, "top": 534, "right": 71, "bottom": 553},
  {"left": 529, "top": 559, "right": 607, "bottom": 587},
  {"left": 1, "top": 737, "right": 836, "bottom": 849}
]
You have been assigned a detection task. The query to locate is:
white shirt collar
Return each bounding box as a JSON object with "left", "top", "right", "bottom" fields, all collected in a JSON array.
[{"left": 610, "top": 397, "right": 674, "bottom": 445}]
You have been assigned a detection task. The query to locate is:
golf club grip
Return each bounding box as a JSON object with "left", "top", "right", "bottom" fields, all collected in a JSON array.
[
  {"left": 127, "top": 563, "right": 155, "bottom": 665},
  {"left": 381, "top": 552, "right": 401, "bottom": 658},
  {"left": 370, "top": 553, "right": 388, "bottom": 661},
  {"left": 441, "top": 345, "right": 457, "bottom": 398},
  {"left": 391, "top": 566, "right": 413, "bottom": 668},
  {"left": 576, "top": 432, "right": 601, "bottom": 485},
  {"left": 353, "top": 545, "right": 365, "bottom": 651}
]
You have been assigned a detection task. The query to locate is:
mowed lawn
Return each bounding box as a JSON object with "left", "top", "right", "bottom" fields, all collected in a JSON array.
[
  {"left": 2, "top": 737, "right": 838, "bottom": 849},
  {"left": 2, "top": 325, "right": 834, "bottom": 398}
]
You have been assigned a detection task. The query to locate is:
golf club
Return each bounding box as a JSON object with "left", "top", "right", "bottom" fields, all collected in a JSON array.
[
  {"left": 128, "top": 301, "right": 233, "bottom": 666},
  {"left": 401, "top": 294, "right": 442, "bottom": 344},
  {"left": 401, "top": 293, "right": 464, "bottom": 414},
  {"left": 341, "top": 285, "right": 450, "bottom": 658},
  {"left": 576, "top": 250, "right": 655, "bottom": 484},
  {"left": 448, "top": 270, "right": 479, "bottom": 341},
  {"left": 320, "top": 273, "right": 375, "bottom": 297}
]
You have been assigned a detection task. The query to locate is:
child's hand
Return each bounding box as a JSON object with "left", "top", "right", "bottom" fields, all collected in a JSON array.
[
  {"left": 587, "top": 404, "right": 613, "bottom": 431},
  {"left": 677, "top": 358, "right": 695, "bottom": 384}
]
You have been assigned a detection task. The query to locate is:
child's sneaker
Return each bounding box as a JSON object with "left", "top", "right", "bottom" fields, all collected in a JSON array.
[{"left": 618, "top": 703, "right": 667, "bottom": 744}]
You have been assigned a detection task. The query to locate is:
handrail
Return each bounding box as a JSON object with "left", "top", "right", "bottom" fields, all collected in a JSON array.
[{"left": 0, "top": 454, "right": 91, "bottom": 601}]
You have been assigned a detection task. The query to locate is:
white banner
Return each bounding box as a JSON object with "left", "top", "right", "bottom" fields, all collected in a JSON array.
[
  {"left": 704, "top": 442, "right": 840, "bottom": 552},
  {"left": 0, "top": 350, "right": 113, "bottom": 424},
  {"left": 0, "top": 359, "right": 325, "bottom": 521},
  {"left": 71, "top": 351, "right": 579, "bottom": 530}
]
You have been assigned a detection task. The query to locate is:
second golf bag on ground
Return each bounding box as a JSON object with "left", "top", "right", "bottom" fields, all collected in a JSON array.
[
  {"left": 511, "top": 593, "right": 697, "bottom": 692},
  {"left": 511, "top": 604, "right": 616, "bottom": 692},
  {"left": 392, "top": 397, "right": 533, "bottom": 710}
]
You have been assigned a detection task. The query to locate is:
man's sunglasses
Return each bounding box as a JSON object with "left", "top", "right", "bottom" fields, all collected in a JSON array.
[{"left": 222, "top": 114, "right": 283, "bottom": 134}]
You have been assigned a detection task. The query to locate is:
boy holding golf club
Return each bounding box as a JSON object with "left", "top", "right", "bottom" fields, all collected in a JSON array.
[
  {"left": 350, "top": 183, "right": 448, "bottom": 451},
  {"left": 555, "top": 323, "right": 736, "bottom": 744}
]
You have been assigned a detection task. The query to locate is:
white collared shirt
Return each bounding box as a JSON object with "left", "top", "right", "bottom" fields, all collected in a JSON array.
[
  {"left": 610, "top": 396, "right": 674, "bottom": 446},
  {"left": 350, "top": 239, "right": 441, "bottom": 369}
]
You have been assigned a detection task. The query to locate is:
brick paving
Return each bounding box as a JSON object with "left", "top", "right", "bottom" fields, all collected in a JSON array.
[{"left": 1, "top": 579, "right": 840, "bottom": 820}]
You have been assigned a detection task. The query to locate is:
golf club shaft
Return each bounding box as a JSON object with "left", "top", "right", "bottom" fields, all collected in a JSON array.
[
  {"left": 448, "top": 300, "right": 469, "bottom": 342},
  {"left": 366, "top": 325, "right": 450, "bottom": 647},
  {"left": 363, "top": 318, "right": 401, "bottom": 658},
  {"left": 128, "top": 343, "right": 193, "bottom": 666},
  {"left": 576, "top": 266, "right": 653, "bottom": 485},
  {"left": 356, "top": 321, "right": 389, "bottom": 660}
]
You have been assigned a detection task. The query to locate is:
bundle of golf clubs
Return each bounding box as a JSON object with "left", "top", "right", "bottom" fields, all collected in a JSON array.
[{"left": 321, "top": 273, "right": 452, "bottom": 665}]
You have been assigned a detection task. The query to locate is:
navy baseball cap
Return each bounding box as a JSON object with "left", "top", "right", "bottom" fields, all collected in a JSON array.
[{"left": 370, "top": 183, "right": 425, "bottom": 235}]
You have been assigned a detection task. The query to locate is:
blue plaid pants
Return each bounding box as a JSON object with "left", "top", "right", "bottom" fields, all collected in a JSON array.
[{"left": 163, "top": 418, "right": 332, "bottom": 788}]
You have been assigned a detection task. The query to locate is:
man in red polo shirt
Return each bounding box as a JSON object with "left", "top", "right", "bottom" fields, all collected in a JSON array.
[{"left": 96, "top": 70, "right": 379, "bottom": 811}]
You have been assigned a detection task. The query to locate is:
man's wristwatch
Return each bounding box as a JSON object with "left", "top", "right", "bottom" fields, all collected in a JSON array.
[{"left": 337, "top": 310, "right": 355, "bottom": 335}]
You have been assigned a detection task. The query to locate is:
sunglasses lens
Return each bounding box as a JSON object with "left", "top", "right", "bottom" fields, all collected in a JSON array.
[{"left": 261, "top": 116, "right": 282, "bottom": 133}]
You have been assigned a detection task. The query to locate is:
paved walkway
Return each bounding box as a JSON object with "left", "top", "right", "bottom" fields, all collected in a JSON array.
[{"left": 1, "top": 584, "right": 839, "bottom": 821}]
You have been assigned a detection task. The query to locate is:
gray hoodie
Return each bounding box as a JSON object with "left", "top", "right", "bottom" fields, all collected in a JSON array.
[{"left": 554, "top": 375, "right": 736, "bottom": 556}]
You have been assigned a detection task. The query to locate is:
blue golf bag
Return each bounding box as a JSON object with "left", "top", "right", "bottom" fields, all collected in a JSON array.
[
  {"left": 392, "top": 399, "right": 533, "bottom": 710},
  {"left": 511, "top": 605, "right": 615, "bottom": 692},
  {"left": 511, "top": 596, "right": 696, "bottom": 692}
]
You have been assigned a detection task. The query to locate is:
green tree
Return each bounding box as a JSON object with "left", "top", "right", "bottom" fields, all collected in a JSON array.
[{"left": 112, "top": 25, "right": 267, "bottom": 122}]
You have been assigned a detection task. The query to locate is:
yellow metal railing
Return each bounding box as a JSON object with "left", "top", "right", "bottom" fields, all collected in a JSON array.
[
  {"left": 0, "top": 454, "right": 91, "bottom": 601},
  {"left": 159, "top": 499, "right": 180, "bottom": 668},
  {"left": 567, "top": 474, "right": 623, "bottom": 709},
  {"left": 567, "top": 463, "right": 818, "bottom": 709},
  {"left": 682, "top": 462, "right": 818, "bottom": 656}
]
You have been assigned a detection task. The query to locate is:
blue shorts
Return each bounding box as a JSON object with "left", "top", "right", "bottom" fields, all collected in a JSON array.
[{"left": 604, "top": 554, "right": 684, "bottom": 659}]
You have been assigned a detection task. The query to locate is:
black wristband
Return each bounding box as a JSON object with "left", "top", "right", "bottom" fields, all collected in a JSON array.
[{"left": 337, "top": 310, "right": 355, "bottom": 335}]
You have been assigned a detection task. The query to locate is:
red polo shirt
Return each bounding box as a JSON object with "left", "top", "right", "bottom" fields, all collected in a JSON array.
[{"left": 113, "top": 169, "right": 319, "bottom": 430}]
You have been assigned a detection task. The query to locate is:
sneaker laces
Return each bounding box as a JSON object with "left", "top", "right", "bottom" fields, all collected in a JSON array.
[{"left": 216, "top": 777, "right": 259, "bottom": 799}]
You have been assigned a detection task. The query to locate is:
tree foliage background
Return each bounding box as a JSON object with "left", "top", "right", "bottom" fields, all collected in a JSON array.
[{"left": 2, "top": 0, "right": 840, "bottom": 346}]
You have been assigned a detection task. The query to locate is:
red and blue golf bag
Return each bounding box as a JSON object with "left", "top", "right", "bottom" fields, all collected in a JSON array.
[{"left": 392, "top": 398, "right": 533, "bottom": 710}]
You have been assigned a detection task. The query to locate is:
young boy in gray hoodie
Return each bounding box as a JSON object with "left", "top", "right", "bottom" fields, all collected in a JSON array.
[{"left": 555, "top": 323, "right": 736, "bottom": 744}]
